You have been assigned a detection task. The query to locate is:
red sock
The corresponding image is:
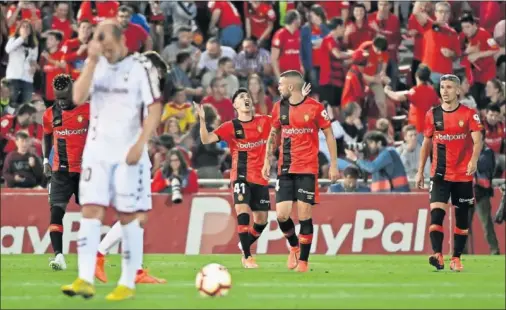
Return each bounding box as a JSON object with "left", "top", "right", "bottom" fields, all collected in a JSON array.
[{"left": 97, "top": 251, "right": 104, "bottom": 258}]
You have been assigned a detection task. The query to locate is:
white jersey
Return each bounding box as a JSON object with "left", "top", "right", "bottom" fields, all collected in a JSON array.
[{"left": 83, "top": 53, "right": 160, "bottom": 163}]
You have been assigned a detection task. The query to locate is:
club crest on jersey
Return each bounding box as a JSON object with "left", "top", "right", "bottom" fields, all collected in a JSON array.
[
  {"left": 238, "top": 194, "right": 244, "bottom": 202},
  {"left": 459, "top": 120, "right": 464, "bottom": 127},
  {"left": 0, "top": 119, "right": 9, "bottom": 128},
  {"left": 257, "top": 125, "right": 262, "bottom": 133},
  {"left": 77, "top": 115, "right": 83, "bottom": 123},
  {"left": 304, "top": 114, "right": 309, "bottom": 122}
]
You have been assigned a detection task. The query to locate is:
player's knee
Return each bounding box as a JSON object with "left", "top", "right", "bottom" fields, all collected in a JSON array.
[
  {"left": 234, "top": 204, "right": 249, "bottom": 215},
  {"left": 81, "top": 205, "right": 105, "bottom": 220},
  {"left": 299, "top": 218, "right": 313, "bottom": 235},
  {"left": 117, "top": 212, "right": 136, "bottom": 225},
  {"left": 252, "top": 211, "right": 268, "bottom": 225},
  {"left": 297, "top": 203, "right": 312, "bottom": 221},
  {"left": 136, "top": 212, "right": 148, "bottom": 228},
  {"left": 50, "top": 206, "right": 65, "bottom": 225}
]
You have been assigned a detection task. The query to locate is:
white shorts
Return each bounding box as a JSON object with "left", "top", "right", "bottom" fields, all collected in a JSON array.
[{"left": 79, "top": 160, "right": 152, "bottom": 213}]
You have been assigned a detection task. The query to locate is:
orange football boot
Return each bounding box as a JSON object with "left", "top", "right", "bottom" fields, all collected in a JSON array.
[
  {"left": 95, "top": 255, "right": 108, "bottom": 283},
  {"left": 135, "top": 269, "right": 167, "bottom": 284},
  {"left": 428, "top": 253, "right": 445, "bottom": 270},
  {"left": 241, "top": 256, "right": 259, "bottom": 269},
  {"left": 287, "top": 246, "right": 300, "bottom": 270},
  {"left": 450, "top": 257, "right": 464, "bottom": 272},
  {"left": 295, "top": 260, "right": 309, "bottom": 273}
]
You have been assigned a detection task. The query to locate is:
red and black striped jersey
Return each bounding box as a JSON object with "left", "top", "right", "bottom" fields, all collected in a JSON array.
[
  {"left": 214, "top": 115, "right": 272, "bottom": 186},
  {"left": 43, "top": 104, "right": 90, "bottom": 173},
  {"left": 424, "top": 104, "right": 482, "bottom": 182},
  {"left": 271, "top": 97, "right": 331, "bottom": 176}
]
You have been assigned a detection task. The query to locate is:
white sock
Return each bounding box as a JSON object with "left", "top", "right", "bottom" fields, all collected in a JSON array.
[
  {"left": 118, "top": 219, "right": 143, "bottom": 289},
  {"left": 138, "top": 227, "right": 144, "bottom": 271},
  {"left": 77, "top": 218, "right": 102, "bottom": 284},
  {"left": 98, "top": 221, "right": 122, "bottom": 255}
]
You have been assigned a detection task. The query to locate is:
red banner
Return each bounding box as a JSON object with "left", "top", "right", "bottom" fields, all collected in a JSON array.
[{"left": 1, "top": 190, "right": 504, "bottom": 255}]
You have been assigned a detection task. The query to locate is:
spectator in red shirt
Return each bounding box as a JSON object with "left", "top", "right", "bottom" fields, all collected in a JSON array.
[
  {"left": 478, "top": 1, "right": 503, "bottom": 37},
  {"left": 208, "top": 1, "right": 244, "bottom": 49},
  {"left": 6, "top": 1, "right": 42, "bottom": 35},
  {"left": 77, "top": 0, "right": 119, "bottom": 25},
  {"left": 460, "top": 13, "right": 500, "bottom": 110},
  {"left": 407, "top": 1, "right": 433, "bottom": 86},
  {"left": 151, "top": 148, "right": 199, "bottom": 194},
  {"left": 201, "top": 77, "right": 235, "bottom": 122},
  {"left": 40, "top": 31, "right": 66, "bottom": 107},
  {"left": 412, "top": 1, "right": 461, "bottom": 85},
  {"left": 319, "top": 1, "right": 350, "bottom": 20},
  {"left": 341, "top": 49, "right": 368, "bottom": 109},
  {"left": 244, "top": 1, "right": 276, "bottom": 49},
  {"left": 247, "top": 73, "right": 273, "bottom": 115},
  {"left": 61, "top": 20, "right": 93, "bottom": 78},
  {"left": 344, "top": 3, "right": 375, "bottom": 50},
  {"left": 271, "top": 10, "right": 303, "bottom": 79},
  {"left": 368, "top": 1, "right": 401, "bottom": 90},
  {"left": 116, "top": 5, "right": 152, "bottom": 53},
  {"left": 42, "top": 2, "right": 75, "bottom": 42}
]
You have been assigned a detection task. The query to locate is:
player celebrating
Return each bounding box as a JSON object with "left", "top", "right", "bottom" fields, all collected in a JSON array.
[
  {"left": 93, "top": 51, "right": 170, "bottom": 285},
  {"left": 262, "top": 70, "right": 339, "bottom": 272},
  {"left": 43, "top": 74, "right": 90, "bottom": 271},
  {"left": 196, "top": 89, "right": 271, "bottom": 268},
  {"left": 416, "top": 74, "right": 483, "bottom": 272},
  {"left": 61, "top": 20, "right": 162, "bottom": 301}
]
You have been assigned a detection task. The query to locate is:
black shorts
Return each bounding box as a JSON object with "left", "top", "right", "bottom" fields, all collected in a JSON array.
[
  {"left": 429, "top": 178, "right": 474, "bottom": 206},
  {"left": 275, "top": 173, "right": 318, "bottom": 205},
  {"left": 232, "top": 180, "right": 270, "bottom": 211},
  {"left": 49, "top": 171, "right": 80, "bottom": 208},
  {"left": 319, "top": 84, "right": 343, "bottom": 108}
]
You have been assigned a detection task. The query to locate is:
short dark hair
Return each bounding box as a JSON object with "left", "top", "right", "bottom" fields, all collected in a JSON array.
[
  {"left": 97, "top": 23, "right": 123, "bottom": 42},
  {"left": 415, "top": 65, "right": 431, "bottom": 83},
  {"left": 210, "top": 77, "right": 223, "bottom": 88},
  {"left": 243, "top": 37, "right": 257, "bottom": 45},
  {"left": 46, "top": 30, "right": 63, "bottom": 42},
  {"left": 15, "top": 131, "right": 29, "bottom": 140},
  {"left": 284, "top": 9, "right": 300, "bottom": 25},
  {"left": 118, "top": 5, "right": 133, "bottom": 15},
  {"left": 328, "top": 17, "right": 344, "bottom": 30},
  {"left": 373, "top": 36, "right": 388, "bottom": 52},
  {"left": 17, "top": 103, "right": 37, "bottom": 116},
  {"left": 178, "top": 26, "right": 192, "bottom": 34},
  {"left": 460, "top": 12, "right": 477, "bottom": 24},
  {"left": 487, "top": 104, "right": 501, "bottom": 113},
  {"left": 310, "top": 4, "right": 327, "bottom": 24},
  {"left": 143, "top": 51, "right": 168, "bottom": 74},
  {"left": 280, "top": 70, "right": 303, "bottom": 79},
  {"left": 364, "top": 130, "right": 388, "bottom": 147},
  {"left": 207, "top": 37, "right": 219, "bottom": 45},
  {"left": 176, "top": 52, "right": 191, "bottom": 64},
  {"left": 78, "top": 19, "right": 91, "bottom": 27},
  {"left": 343, "top": 166, "right": 360, "bottom": 179},
  {"left": 53, "top": 73, "right": 72, "bottom": 91},
  {"left": 402, "top": 124, "right": 417, "bottom": 135},
  {"left": 342, "top": 102, "right": 360, "bottom": 118},
  {"left": 218, "top": 56, "right": 232, "bottom": 67},
  {"left": 232, "top": 88, "right": 248, "bottom": 103}
]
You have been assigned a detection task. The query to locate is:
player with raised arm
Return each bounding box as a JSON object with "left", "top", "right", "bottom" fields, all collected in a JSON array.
[
  {"left": 195, "top": 88, "right": 271, "bottom": 268},
  {"left": 43, "top": 74, "right": 89, "bottom": 271},
  {"left": 261, "top": 70, "right": 339, "bottom": 273},
  {"left": 93, "top": 51, "right": 169, "bottom": 285},
  {"left": 60, "top": 20, "right": 162, "bottom": 301},
  {"left": 416, "top": 74, "right": 483, "bottom": 272}
]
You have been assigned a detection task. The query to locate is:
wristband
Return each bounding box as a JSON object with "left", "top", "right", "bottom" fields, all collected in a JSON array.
[{"left": 43, "top": 158, "right": 49, "bottom": 165}]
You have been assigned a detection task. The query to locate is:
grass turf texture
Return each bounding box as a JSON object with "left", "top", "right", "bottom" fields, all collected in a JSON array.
[{"left": 1, "top": 254, "right": 504, "bottom": 309}]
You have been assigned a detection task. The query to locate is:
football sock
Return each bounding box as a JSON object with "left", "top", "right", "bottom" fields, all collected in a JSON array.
[
  {"left": 277, "top": 217, "right": 299, "bottom": 247},
  {"left": 299, "top": 218, "right": 314, "bottom": 262},
  {"left": 429, "top": 208, "right": 445, "bottom": 253},
  {"left": 453, "top": 205, "right": 469, "bottom": 258},
  {"left": 97, "top": 221, "right": 122, "bottom": 256},
  {"left": 77, "top": 218, "right": 102, "bottom": 284},
  {"left": 118, "top": 219, "right": 142, "bottom": 289},
  {"left": 248, "top": 222, "right": 267, "bottom": 246},
  {"left": 49, "top": 207, "right": 65, "bottom": 256},
  {"left": 237, "top": 213, "right": 251, "bottom": 258},
  {"left": 137, "top": 227, "right": 144, "bottom": 273}
]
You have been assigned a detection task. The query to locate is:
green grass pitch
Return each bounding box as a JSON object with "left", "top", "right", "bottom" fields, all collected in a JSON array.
[{"left": 1, "top": 254, "right": 504, "bottom": 309}]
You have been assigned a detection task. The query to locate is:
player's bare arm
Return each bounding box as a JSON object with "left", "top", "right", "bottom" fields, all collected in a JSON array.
[
  {"left": 126, "top": 103, "right": 162, "bottom": 165},
  {"left": 467, "top": 131, "right": 483, "bottom": 175},
  {"left": 42, "top": 132, "right": 52, "bottom": 178},
  {"left": 416, "top": 136, "right": 432, "bottom": 188},
  {"left": 72, "top": 38, "right": 102, "bottom": 105},
  {"left": 261, "top": 126, "right": 280, "bottom": 180},
  {"left": 322, "top": 127, "right": 339, "bottom": 182},
  {"left": 195, "top": 102, "right": 219, "bottom": 144}
]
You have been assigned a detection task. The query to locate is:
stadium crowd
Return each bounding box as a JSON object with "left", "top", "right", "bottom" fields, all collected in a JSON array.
[{"left": 0, "top": 0, "right": 505, "bottom": 196}]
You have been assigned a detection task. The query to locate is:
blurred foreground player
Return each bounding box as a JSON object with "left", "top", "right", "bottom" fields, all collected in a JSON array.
[
  {"left": 43, "top": 74, "right": 89, "bottom": 271},
  {"left": 61, "top": 20, "right": 162, "bottom": 300},
  {"left": 94, "top": 51, "right": 170, "bottom": 284},
  {"left": 262, "top": 71, "right": 339, "bottom": 272},
  {"left": 197, "top": 88, "right": 271, "bottom": 268},
  {"left": 416, "top": 74, "right": 483, "bottom": 272}
]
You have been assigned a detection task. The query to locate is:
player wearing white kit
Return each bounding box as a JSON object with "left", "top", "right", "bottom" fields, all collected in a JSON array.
[{"left": 61, "top": 21, "right": 162, "bottom": 301}]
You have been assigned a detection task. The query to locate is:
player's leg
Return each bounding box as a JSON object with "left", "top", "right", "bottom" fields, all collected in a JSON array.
[
  {"left": 233, "top": 181, "right": 254, "bottom": 261},
  {"left": 249, "top": 211, "right": 268, "bottom": 247},
  {"left": 62, "top": 164, "right": 110, "bottom": 299},
  {"left": 275, "top": 175, "right": 300, "bottom": 269},
  {"left": 294, "top": 174, "right": 317, "bottom": 273},
  {"left": 94, "top": 221, "right": 122, "bottom": 283},
  {"left": 48, "top": 172, "right": 73, "bottom": 271},
  {"left": 134, "top": 211, "right": 166, "bottom": 284},
  {"left": 449, "top": 182, "right": 474, "bottom": 272},
  {"left": 427, "top": 178, "right": 451, "bottom": 270}
]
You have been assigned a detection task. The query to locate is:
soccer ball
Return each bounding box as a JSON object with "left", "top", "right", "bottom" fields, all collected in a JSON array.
[{"left": 195, "top": 263, "right": 232, "bottom": 297}]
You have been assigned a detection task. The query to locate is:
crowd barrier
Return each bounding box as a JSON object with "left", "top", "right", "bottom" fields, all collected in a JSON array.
[{"left": 1, "top": 189, "right": 504, "bottom": 255}]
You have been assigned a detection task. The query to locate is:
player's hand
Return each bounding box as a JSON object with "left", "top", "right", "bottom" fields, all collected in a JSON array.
[
  {"left": 43, "top": 163, "right": 52, "bottom": 178},
  {"left": 344, "top": 149, "right": 358, "bottom": 162},
  {"left": 87, "top": 39, "right": 102, "bottom": 62},
  {"left": 440, "top": 48, "right": 453, "bottom": 58},
  {"left": 28, "top": 156, "right": 36, "bottom": 168},
  {"left": 329, "top": 165, "right": 339, "bottom": 183},
  {"left": 14, "top": 175, "right": 25, "bottom": 182},
  {"left": 302, "top": 82, "right": 312, "bottom": 97},
  {"left": 415, "top": 172, "right": 424, "bottom": 189},
  {"left": 126, "top": 142, "right": 144, "bottom": 165},
  {"left": 193, "top": 101, "right": 205, "bottom": 121},
  {"left": 466, "top": 160, "right": 477, "bottom": 176},
  {"left": 261, "top": 160, "right": 271, "bottom": 181}
]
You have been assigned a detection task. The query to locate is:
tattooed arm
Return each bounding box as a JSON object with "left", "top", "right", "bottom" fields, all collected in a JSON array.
[{"left": 262, "top": 127, "right": 281, "bottom": 180}]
